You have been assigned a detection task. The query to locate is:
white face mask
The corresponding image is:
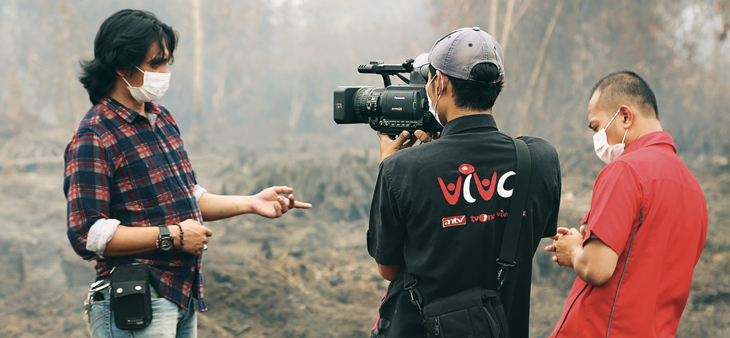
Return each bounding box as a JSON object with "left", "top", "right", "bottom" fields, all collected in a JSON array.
[
  {"left": 593, "top": 109, "right": 629, "bottom": 164},
  {"left": 122, "top": 66, "right": 171, "bottom": 103},
  {"left": 425, "top": 72, "right": 444, "bottom": 126}
]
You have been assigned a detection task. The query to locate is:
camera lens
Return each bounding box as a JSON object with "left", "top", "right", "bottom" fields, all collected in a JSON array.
[{"left": 353, "top": 87, "right": 385, "bottom": 120}]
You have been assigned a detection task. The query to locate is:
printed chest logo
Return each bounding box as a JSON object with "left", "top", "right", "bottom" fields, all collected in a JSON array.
[
  {"left": 437, "top": 163, "right": 516, "bottom": 205},
  {"left": 442, "top": 215, "right": 466, "bottom": 227}
]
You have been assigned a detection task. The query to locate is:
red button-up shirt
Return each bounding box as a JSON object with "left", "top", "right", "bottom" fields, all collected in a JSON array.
[{"left": 550, "top": 131, "right": 707, "bottom": 337}]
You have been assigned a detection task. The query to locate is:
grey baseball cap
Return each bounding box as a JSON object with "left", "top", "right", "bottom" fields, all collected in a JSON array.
[{"left": 427, "top": 27, "right": 504, "bottom": 83}]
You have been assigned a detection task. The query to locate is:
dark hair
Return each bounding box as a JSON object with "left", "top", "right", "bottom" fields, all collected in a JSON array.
[
  {"left": 429, "top": 63, "right": 503, "bottom": 111},
  {"left": 591, "top": 71, "right": 659, "bottom": 119},
  {"left": 79, "top": 9, "right": 178, "bottom": 105}
]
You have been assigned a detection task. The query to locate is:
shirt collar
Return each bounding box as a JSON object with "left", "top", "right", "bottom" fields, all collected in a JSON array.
[
  {"left": 441, "top": 114, "right": 499, "bottom": 137},
  {"left": 623, "top": 131, "right": 677, "bottom": 156},
  {"left": 102, "top": 97, "right": 161, "bottom": 124},
  {"left": 583, "top": 131, "right": 676, "bottom": 228}
]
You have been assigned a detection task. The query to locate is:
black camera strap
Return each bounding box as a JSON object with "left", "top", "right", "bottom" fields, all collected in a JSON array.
[{"left": 403, "top": 137, "right": 531, "bottom": 312}]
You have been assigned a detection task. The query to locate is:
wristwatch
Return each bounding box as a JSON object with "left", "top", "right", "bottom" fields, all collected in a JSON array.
[{"left": 156, "top": 225, "right": 174, "bottom": 252}]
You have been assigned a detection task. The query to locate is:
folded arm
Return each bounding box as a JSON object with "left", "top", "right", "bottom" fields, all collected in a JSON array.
[{"left": 546, "top": 226, "right": 619, "bottom": 286}]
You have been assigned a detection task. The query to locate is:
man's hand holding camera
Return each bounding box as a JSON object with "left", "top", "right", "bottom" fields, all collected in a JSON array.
[{"left": 378, "top": 130, "right": 440, "bottom": 162}]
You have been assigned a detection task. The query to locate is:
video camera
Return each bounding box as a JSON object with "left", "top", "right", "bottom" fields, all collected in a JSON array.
[{"left": 333, "top": 59, "right": 443, "bottom": 136}]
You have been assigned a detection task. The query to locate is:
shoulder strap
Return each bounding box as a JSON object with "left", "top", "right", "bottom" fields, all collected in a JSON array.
[
  {"left": 496, "top": 137, "right": 531, "bottom": 293},
  {"left": 402, "top": 264, "right": 423, "bottom": 313}
]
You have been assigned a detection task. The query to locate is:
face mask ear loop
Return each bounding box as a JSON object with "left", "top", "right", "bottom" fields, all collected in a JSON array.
[
  {"left": 621, "top": 128, "right": 628, "bottom": 144},
  {"left": 434, "top": 72, "right": 443, "bottom": 113},
  {"left": 122, "top": 76, "right": 133, "bottom": 88},
  {"left": 122, "top": 67, "right": 144, "bottom": 88},
  {"left": 425, "top": 73, "right": 436, "bottom": 110},
  {"left": 426, "top": 73, "right": 436, "bottom": 91},
  {"left": 605, "top": 109, "right": 621, "bottom": 131}
]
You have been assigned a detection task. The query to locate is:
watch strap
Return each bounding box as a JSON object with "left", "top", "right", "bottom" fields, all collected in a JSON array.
[
  {"left": 158, "top": 225, "right": 170, "bottom": 237},
  {"left": 157, "top": 225, "right": 172, "bottom": 251}
]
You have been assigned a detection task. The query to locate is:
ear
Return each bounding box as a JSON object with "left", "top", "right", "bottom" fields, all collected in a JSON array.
[
  {"left": 618, "top": 105, "right": 634, "bottom": 129},
  {"left": 116, "top": 67, "right": 136, "bottom": 79},
  {"left": 437, "top": 70, "right": 451, "bottom": 96}
]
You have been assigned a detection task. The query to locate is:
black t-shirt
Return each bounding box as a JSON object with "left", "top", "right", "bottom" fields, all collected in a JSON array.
[{"left": 368, "top": 114, "right": 561, "bottom": 338}]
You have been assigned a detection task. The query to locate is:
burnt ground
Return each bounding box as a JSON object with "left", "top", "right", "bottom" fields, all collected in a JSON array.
[{"left": 0, "top": 141, "right": 728, "bottom": 337}]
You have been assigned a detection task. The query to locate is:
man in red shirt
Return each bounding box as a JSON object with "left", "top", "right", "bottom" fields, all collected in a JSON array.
[{"left": 545, "top": 71, "right": 707, "bottom": 337}]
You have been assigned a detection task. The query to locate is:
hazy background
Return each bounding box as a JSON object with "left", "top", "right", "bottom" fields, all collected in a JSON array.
[{"left": 0, "top": 0, "right": 728, "bottom": 337}]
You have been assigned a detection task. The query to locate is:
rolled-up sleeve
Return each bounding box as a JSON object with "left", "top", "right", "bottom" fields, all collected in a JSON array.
[
  {"left": 63, "top": 128, "right": 113, "bottom": 261},
  {"left": 193, "top": 185, "right": 207, "bottom": 203}
]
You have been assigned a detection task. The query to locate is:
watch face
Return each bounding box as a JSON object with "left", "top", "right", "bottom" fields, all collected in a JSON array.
[{"left": 160, "top": 238, "right": 173, "bottom": 251}]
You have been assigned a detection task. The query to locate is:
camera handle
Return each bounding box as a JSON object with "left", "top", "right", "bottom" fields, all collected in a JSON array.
[
  {"left": 360, "top": 59, "right": 416, "bottom": 87},
  {"left": 390, "top": 59, "right": 415, "bottom": 86}
]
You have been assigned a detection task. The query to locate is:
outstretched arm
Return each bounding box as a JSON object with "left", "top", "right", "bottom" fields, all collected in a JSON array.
[{"left": 197, "top": 186, "right": 312, "bottom": 222}]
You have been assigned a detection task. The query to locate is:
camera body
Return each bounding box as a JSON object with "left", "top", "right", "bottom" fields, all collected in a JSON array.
[{"left": 333, "top": 59, "right": 443, "bottom": 136}]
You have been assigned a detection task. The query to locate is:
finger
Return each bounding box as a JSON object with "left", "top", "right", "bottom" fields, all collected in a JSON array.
[
  {"left": 293, "top": 200, "right": 313, "bottom": 209},
  {"left": 273, "top": 201, "right": 283, "bottom": 217},
  {"left": 414, "top": 130, "right": 433, "bottom": 143},
  {"left": 288, "top": 195, "right": 295, "bottom": 210},
  {"left": 278, "top": 196, "right": 290, "bottom": 213},
  {"left": 545, "top": 245, "right": 555, "bottom": 252},
  {"left": 403, "top": 136, "right": 418, "bottom": 148},
  {"left": 548, "top": 234, "right": 561, "bottom": 240},
  {"left": 579, "top": 225, "right": 586, "bottom": 236},
  {"left": 556, "top": 227, "right": 571, "bottom": 234},
  {"left": 205, "top": 227, "right": 213, "bottom": 237},
  {"left": 569, "top": 228, "right": 581, "bottom": 236},
  {"left": 552, "top": 255, "right": 558, "bottom": 262},
  {"left": 377, "top": 131, "right": 393, "bottom": 141},
  {"left": 394, "top": 130, "right": 410, "bottom": 144},
  {"left": 270, "top": 186, "right": 294, "bottom": 195}
]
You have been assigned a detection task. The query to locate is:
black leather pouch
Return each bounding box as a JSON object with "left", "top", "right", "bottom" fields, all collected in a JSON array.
[
  {"left": 110, "top": 264, "right": 153, "bottom": 330},
  {"left": 422, "top": 288, "right": 510, "bottom": 338}
]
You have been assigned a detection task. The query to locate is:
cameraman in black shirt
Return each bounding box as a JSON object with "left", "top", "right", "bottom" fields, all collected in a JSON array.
[{"left": 368, "top": 27, "right": 561, "bottom": 338}]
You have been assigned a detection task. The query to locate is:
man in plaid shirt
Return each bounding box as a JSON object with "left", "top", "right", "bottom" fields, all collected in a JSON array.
[{"left": 64, "top": 9, "right": 311, "bottom": 338}]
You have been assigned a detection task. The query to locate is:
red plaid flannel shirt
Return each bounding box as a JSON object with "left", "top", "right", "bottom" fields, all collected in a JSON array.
[{"left": 64, "top": 97, "right": 207, "bottom": 311}]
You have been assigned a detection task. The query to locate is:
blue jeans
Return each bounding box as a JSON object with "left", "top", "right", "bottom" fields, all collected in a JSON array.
[{"left": 85, "top": 283, "right": 197, "bottom": 338}]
